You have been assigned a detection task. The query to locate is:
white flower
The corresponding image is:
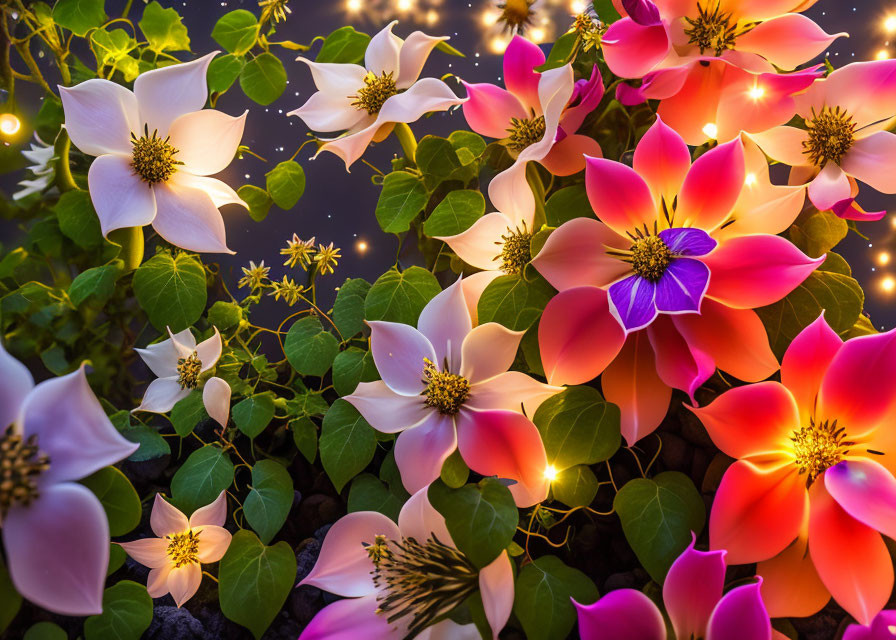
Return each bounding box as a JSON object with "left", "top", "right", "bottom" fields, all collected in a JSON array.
[
  {"left": 58, "top": 52, "right": 247, "bottom": 254},
  {"left": 289, "top": 21, "right": 465, "bottom": 169},
  {"left": 14, "top": 136, "right": 56, "bottom": 201},
  {"left": 133, "top": 327, "right": 231, "bottom": 427}
]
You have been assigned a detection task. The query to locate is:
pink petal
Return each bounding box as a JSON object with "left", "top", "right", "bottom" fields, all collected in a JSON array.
[
  {"left": 289, "top": 88, "right": 368, "bottom": 133},
  {"left": 150, "top": 493, "right": 189, "bottom": 537},
  {"left": 456, "top": 409, "right": 548, "bottom": 507},
  {"left": 746, "top": 126, "right": 810, "bottom": 168},
  {"left": 584, "top": 156, "right": 657, "bottom": 237},
  {"left": 459, "top": 323, "right": 525, "bottom": 384},
  {"left": 705, "top": 581, "right": 772, "bottom": 640},
  {"left": 87, "top": 154, "right": 157, "bottom": 236},
  {"left": 398, "top": 487, "right": 452, "bottom": 544},
  {"left": 735, "top": 14, "right": 843, "bottom": 71},
  {"left": 437, "top": 211, "right": 511, "bottom": 271},
  {"left": 807, "top": 163, "right": 852, "bottom": 212},
  {"left": 531, "top": 218, "right": 631, "bottom": 292},
  {"left": 560, "top": 66, "right": 605, "bottom": 134},
  {"left": 780, "top": 313, "right": 842, "bottom": 425},
  {"left": 397, "top": 31, "right": 447, "bottom": 88},
  {"left": 663, "top": 537, "right": 726, "bottom": 640},
  {"left": 171, "top": 172, "right": 245, "bottom": 209},
  {"left": 460, "top": 271, "right": 501, "bottom": 325},
  {"left": 503, "top": 35, "right": 545, "bottom": 113},
  {"left": 168, "top": 563, "right": 202, "bottom": 607},
  {"left": 479, "top": 552, "right": 514, "bottom": 637},
  {"left": 602, "top": 18, "right": 671, "bottom": 79},
  {"left": 757, "top": 526, "right": 831, "bottom": 619},
  {"left": 365, "top": 21, "right": 401, "bottom": 77},
  {"left": 345, "top": 381, "right": 431, "bottom": 434},
  {"left": 647, "top": 315, "right": 715, "bottom": 402},
  {"left": 461, "top": 82, "right": 527, "bottom": 139},
  {"left": 466, "top": 371, "right": 562, "bottom": 417},
  {"left": 417, "top": 278, "right": 472, "bottom": 371},
  {"left": 842, "top": 131, "right": 896, "bottom": 194},
  {"left": 299, "top": 593, "right": 402, "bottom": 640},
  {"left": 195, "top": 525, "right": 232, "bottom": 563},
  {"left": 394, "top": 413, "right": 458, "bottom": 494},
  {"left": 118, "top": 538, "right": 170, "bottom": 569},
  {"left": 300, "top": 511, "right": 399, "bottom": 597},
  {"left": 134, "top": 52, "right": 217, "bottom": 135},
  {"left": 655, "top": 62, "right": 726, "bottom": 146},
  {"left": 189, "top": 490, "right": 228, "bottom": 528},
  {"left": 152, "top": 181, "right": 231, "bottom": 254},
  {"left": 21, "top": 366, "right": 138, "bottom": 484},
  {"left": 703, "top": 234, "right": 823, "bottom": 309},
  {"left": 573, "top": 590, "right": 665, "bottom": 640},
  {"left": 539, "top": 133, "right": 602, "bottom": 177},
  {"left": 202, "top": 376, "right": 231, "bottom": 428},
  {"left": 367, "top": 321, "right": 435, "bottom": 396},
  {"left": 59, "top": 80, "right": 138, "bottom": 156},
  {"left": 825, "top": 459, "right": 896, "bottom": 541},
  {"left": 147, "top": 565, "right": 172, "bottom": 598},
  {"left": 3, "top": 483, "right": 109, "bottom": 615},
  {"left": 602, "top": 332, "right": 671, "bottom": 445},
  {"left": 0, "top": 339, "right": 33, "bottom": 429},
  {"left": 168, "top": 109, "right": 246, "bottom": 176},
  {"left": 677, "top": 137, "right": 745, "bottom": 231},
  {"left": 538, "top": 286, "right": 627, "bottom": 386},
  {"left": 821, "top": 59, "right": 896, "bottom": 131},
  {"left": 134, "top": 377, "right": 190, "bottom": 414},
  {"left": 487, "top": 161, "right": 535, "bottom": 228},
  {"left": 633, "top": 116, "right": 691, "bottom": 205}
]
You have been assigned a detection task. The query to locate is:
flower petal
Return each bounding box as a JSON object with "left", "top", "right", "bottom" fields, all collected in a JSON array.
[
  {"left": 171, "top": 172, "right": 246, "bottom": 209},
  {"left": 780, "top": 313, "right": 841, "bottom": 425},
  {"left": 487, "top": 162, "right": 535, "bottom": 228},
  {"left": 437, "top": 211, "right": 511, "bottom": 271},
  {"left": 466, "top": 371, "right": 562, "bottom": 417},
  {"left": 418, "top": 278, "right": 472, "bottom": 371},
  {"left": 59, "top": 80, "right": 138, "bottom": 156},
  {"left": 825, "top": 459, "right": 896, "bottom": 541},
  {"left": 399, "top": 487, "right": 452, "bottom": 544},
  {"left": 633, "top": 116, "right": 691, "bottom": 205},
  {"left": 585, "top": 156, "right": 657, "bottom": 237},
  {"left": 345, "top": 381, "right": 430, "bottom": 434},
  {"left": 503, "top": 35, "right": 544, "bottom": 113},
  {"left": 573, "top": 590, "right": 665, "bottom": 640},
  {"left": 289, "top": 89, "right": 368, "bottom": 133},
  {"left": 539, "top": 133, "right": 602, "bottom": 176},
  {"left": 189, "top": 490, "right": 228, "bottom": 528},
  {"left": 647, "top": 315, "right": 715, "bottom": 402},
  {"left": 394, "top": 413, "right": 457, "bottom": 495},
  {"left": 299, "top": 593, "right": 402, "bottom": 640},
  {"left": 655, "top": 62, "right": 726, "bottom": 146},
  {"left": 459, "top": 322, "right": 524, "bottom": 384},
  {"left": 150, "top": 493, "right": 190, "bottom": 537},
  {"left": 842, "top": 131, "right": 896, "bottom": 194},
  {"left": 397, "top": 31, "right": 447, "bottom": 87},
  {"left": 705, "top": 581, "right": 772, "bottom": 640},
  {"left": 168, "top": 109, "right": 246, "bottom": 176},
  {"left": 756, "top": 525, "right": 830, "bottom": 618},
  {"left": 134, "top": 52, "right": 217, "bottom": 135},
  {"left": 479, "top": 552, "right": 514, "bottom": 637},
  {"left": 368, "top": 322, "right": 436, "bottom": 396},
  {"left": 202, "top": 376, "right": 231, "bottom": 428},
  {"left": 821, "top": 59, "right": 896, "bottom": 131},
  {"left": 745, "top": 126, "right": 810, "bottom": 168},
  {"left": 659, "top": 228, "right": 717, "bottom": 256},
  {"left": 654, "top": 258, "right": 709, "bottom": 314},
  {"left": 365, "top": 21, "right": 402, "bottom": 77},
  {"left": 602, "top": 18, "right": 671, "bottom": 79},
  {"left": 676, "top": 137, "right": 745, "bottom": 231},
  {"left": 460, "top": 271, "right": 501, "bottom": 325},
  {"left": 134, "top": 377, "right": 190, "bottom": 414},
  {"left": 195, "top": 525, "right": 232, "bottom": 563},
  {"left": 118, "top": 538, "right": 170, "bottom": 569},
  {"left": 147, "top": 565, "right": 172, "bottom": 598},
  {"left": 134, "top": 329, "right": 191, "bottom": 378},
  {"left": 608, "top": 275, "right": 658, "bottom": 333},
  {"left": 152, "top": 181, "right": 232, "bottom": 254},
  {"left": 0, "top": 340, "right": 33, "bottom": 429},
  {"left": 167, "top": 563, "right": 202, "bottom": 607},
  {"left": 664, "top": 539, "right": 726, "bottom": 640},
  {"left": 87, "top": 154, "right": 156, "bottom": 236},
  {"left": 460, "top": 82, "right": 527, "bottom": 139},
  {"left": 807, "top": 162, "right": 852, "bottom": 212},
  {"left": 293, "top": 58, "right": 368, "bottom": 97},
  {"left": 735, "top": 14, "right": 843, "bottom": 71}
]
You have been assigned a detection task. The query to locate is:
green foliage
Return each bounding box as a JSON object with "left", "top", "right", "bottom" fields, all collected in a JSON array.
[
  {"left": 238, "top": 184, "right": 274, "bottom": 222},
  {"left": 439, "top": 449, "right": 470, "bottom": 488},
  {"left": 545, "top": 185, "right": 592, "bottom": 227},
  {"left": 171, "top": 445, "right": 235, "bottom": 514},
  {"left": 332, "top": 347, "right": 378, "bottom": 396},
  {"left": 514, "top": 556, "right": 599, "bottom": 640},
  {"left": 533, "top": 386, "right": 621, "bottom": 469},
  {"left": 139, "top": 1, "right": 190, "bottom": 53},
  {"left": 55, "top": 190, "right": 102, "bottom": 250},
  {"left": 232, "top": 392, "right": 276, "bottom": 438},
  {"left": 83, "top": 581, "right": 153, "bottom": 640},
  {"left": 478, "top": 273, "right": 555, "bottom": 331},
  {"left": 316, "top": 26, "right": 370, "bottom": 64},
  {"left": 320, "top": 399, "right": 377, "bottom": 492},
  {"left": 81, "top": 466, "right": 142, "bottom": 536},
  {"left": 212, "top": 10, "right": 259, "bottom": 56},
  {"left": 170, "top": 389, "right": 209, "bottom": 437},
  {"left": 375, "top": 171, "right": 429, "bottom": 234},
  {"left": 789, "top": 209, "right": 848, "bottom": 258},
  {"left": 266, "top": 161, "right": 306, "bottom": 210},
  {"left": 53, "top": 0, "right": 106, "bottom": 36},
  {"left": 552, "top": 465, "right": 599, "bottom": 508},
  {"left": 240, "top": 52, "right": 287, "bottom": 105},
  {"left": 364, "top": 266, "right": 441, "bottom": 325},
  {"left": 133, "top": 251, "right": 207, "bottom": 332},
  {"left": 244, "top": 460, "right": 294, "bottom": 544},
  {"left": 538, "top": 31, "right": 578, "bottom": 71},
  {"left": 347, "top": 473, "right": 405, "bottom": 522},
  {"left": 0, "top": 556, "right": 21, "bottom": 634},
  {"left": 69, "top": 261, "right": 121, "bottom": 306},
  {"left": 208, "top": 300, "right": 243, "bottom": 331},
  {"left": 424, "top": 190, "right": 485, "bottom": 237},
  {"left": 208, "top": 54, "right": 245, "bottom": 94},
  {"left": 332, "top": 278, "right": 371, "bottom": 337},
  {"left": 291, "top": 417, "right": 318, "bottom": 463},
  {"left": 23, "top": 622, "right": 67, "bottom": 640},
  {"left": 284, "top": 315, "right": 340, "bottom": 376}
]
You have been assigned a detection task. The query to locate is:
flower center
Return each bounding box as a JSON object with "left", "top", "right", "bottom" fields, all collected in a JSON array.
[
  {"left": 630, "top": 235, "right": 672, "bottom": 282},
  {"left": 684, "top": 2, "right": 738, "bottom": 56},
  {"left": 166, "top": 530, "right": 200, "bottom": 568},
  {"left": 176, "top": 351, "right": 202, "bottom": 390},
  {"left": 497, "top": 223, "right": 533, "bottom": 275},
  {"left": 572, "top": 12, "right": 605, "bottom": 51},
  {"left": 802, "top": 106, "right": 857, "bottom": 167},
  {"left": 351, "top": 71, "right": 398, "bottom": 115},
  {"left": 498, "top": 0, "right": 537, "bottom": 33},
  {"left": 131, "top": 127, "right": 179, "bottom": 184},
  {"left": 791, "top": 418, "right": 853, "bottom": 485},
  {"left": 370, "top": 535, "right": 479, "bottom": 639},
  {"left": 507, "top": 115, "right": 546, "bottom": 152},
  {"left": 0, "top": 426, "right": 50, "bottom": 518},
  {"left": 422, "top": 358, "right": 470, "bottom": 416}
]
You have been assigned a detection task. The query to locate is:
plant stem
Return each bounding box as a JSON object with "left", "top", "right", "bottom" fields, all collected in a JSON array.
[
  {"left": 54, "top": 129, "right": 78, "bottom": 192},
  {"left": 393, "top": 122, "right": 417, "bottom": 164}
]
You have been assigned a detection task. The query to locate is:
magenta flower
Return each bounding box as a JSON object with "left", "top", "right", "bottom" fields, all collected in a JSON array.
[
  {"left": 573, "top": 538, "right": 775, "bottom": 640},
  {"left": 345, "top": 278, "right": 560, "bottom": 506},
  {"left": 749, "top": 60, "right": 896, "bottom": 220},
  {"left": 0, "top": 342, "right": 138, "bottom": 615},
  {"left": 845, "top": 611, "right": 896, "bottom": 640},
  {"left": 533, "top": 117, "right": 821, "bottom": 444},
  {"left": 299, "top": 487, "right": 513, "bottom": 640}
]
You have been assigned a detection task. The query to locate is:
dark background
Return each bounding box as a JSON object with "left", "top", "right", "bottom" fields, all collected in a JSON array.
[{"left": 2, "top": 0, "right": 893, "bottom": 326}]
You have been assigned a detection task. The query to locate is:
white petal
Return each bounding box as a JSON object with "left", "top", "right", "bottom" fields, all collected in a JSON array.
[
  {"left": 0, "top": 339, "right": 34, "bottom": 429},
  {"left": 394, "top": 413, "right": 457, "bottom": 495},
  {"left": 479, "top": 552, "right": 515, "bottom": 638},
  {"left": 171, "top": 172, "right": 246, "bottom": 209},
  {"left": 437, "top": 212, "right": 513, "bottom": 271},
  {"left": 294, "top": 57, "right": 367, "bottom": 96},
  {"left": 196, "top": 328, "right": 222, "bottom": 371},
  {"left": 397, "top": 31, "right": 448, "bottom": 88},
  {"left": 87, "top": 154, "right": 156, "bottom": 236},
  {"left": 134, "top": 51, "right": 217, "bottom": 135},
  {"left": 202, "top": 377, "right": 231, "bottom": 428},
  {"left": 468, "top": 371, "right": 563, "bottom": 416},
  {"left": 417, "top": 278, "right": 472, "bottom": 371},
  {"left": 150, "top": 493, "right": 190, "bottom": 537},
  {"left": 460, "top": 323, "right": 525, "bottom": 384},
  {"left": 152, "top": 181, "right": 232, "bottom": 254},
  {"left": 168, "top": 109, "right": 246, "bottom": 176},
  {"left": 134, "top": 377, "right": 190, "bottom": 414},
  {"left": 460, "top": 270, "right": 502, "bottom": 325},
  {"left": 59, "top": 79, "right": 138, "bottom": 156},
  {"left": 365, "top": 21, "right": 402, "bottom": 76},
  {"left": 488, "top": 161, "right": 534, "bottom": 229},
  {"left": 419, "top": 621, "right": 482, "bottom": 640},
  {"left": 194, "top": 525, "right": 232, "bottom": 563},
  {"left": 345, "top": 381, "right": 431, "bottom": 434},
  {"left": 189, "top": 490, "right": 228, "bottom": 528},
  {"left": 397, "top": 487, "right": 452, "bottom": 545},
  {"left": 289, "top": 89, "right": 368, "bottom": 133},
  {"left": 368, "top": 321, "right": 436, "bottom": 395},
  {"left": 118, "top": 538, "right": 170, "bottom": 568},
  {"left": 135, "top": 328, "right": 195, "bottom": 378}
]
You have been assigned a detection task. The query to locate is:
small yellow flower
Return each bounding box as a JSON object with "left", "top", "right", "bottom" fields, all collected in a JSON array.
[
  {"left": 259, "top": 0, "right": 291, "bottom": 24},
  {"left": 570, "top": 7, "right": 605, "bottom": 52},
  {"left": 281, "top": 234, "right": 317, "bottom": 270},
  {"left": 269, "top": 275, "right": 305, "bottom": 306},
  {"left": 238, "top": 260, "right": 270, "bottom": 290},
  {"left": 313, "top": 242, "right": 342, "bottom": 276}
]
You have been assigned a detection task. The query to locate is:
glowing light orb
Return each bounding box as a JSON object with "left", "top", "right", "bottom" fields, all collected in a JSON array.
[
  {"left": 882, "top": 276, "right": 896, "bottom": 293},
  {"left": 748, "top": 86, "right": 765, "bottom": 100},
  {"left": 744, "top": 173, "right": 757, "bottom": 187},
  {"left": 879, "top": 251, "right": 891, "bottom": 266},
  {"left": 346, "top": 0, "right": 362, "bottom": 11},
  {"left": 877, "top": 49, "right": 891, "bottom": 60},
  {"left": 544, "top": 465, "right": 559, "bottom": 482},
  {"left": 0, "top": 113, "right": 21, "bottom": 136},
  {"left": 885, "top": 15, "right": 896, "bottom": 32},
  {"left": 356, "top": 240, "right": 369, "bottom": 254},
  {"left": 702, "top": 122, "right": 718, "bottom": 139}
]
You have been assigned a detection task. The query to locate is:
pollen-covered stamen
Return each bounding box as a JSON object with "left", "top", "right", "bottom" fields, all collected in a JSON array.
[
  {"left": 684, "top": 2, "right": 740, "bottom": 56},
  {"left": 507, "top": 115, "right": 546, "bottom": 152},
  {"left": 372, "top": 535, "right": 479, "bottom": 640},
  {"left": 351, "top": 71, "right": 398, "bottom": 115},
  {"left": 421, "top": 358, "right": 470, "bottom": 416},
  {"left": 176, "top": 351, "right": 202, "bottom": 390},
  {"left": 630, "top": 235, "right": 672, "bottom": 281},
  {"left": 365, "top": 534, "right": 392, "bottom": 566},
  {"left": 131, "top": 126, "right": 179, "bottom": 184},
  {"left": 791, "top": 418, "right": 853, "bottom": 485},
  {"left": 497, "top": 0, "right": 537, "bottom": 34},
  {"left": 802, "top": 106, "right": 857, "bottom": 167},
  {"left": 496, "top": 222, "right": 533, "bottom": 275},
  {"left": 0, "top": 425, "right": 50, "bottom": 518},
  {"left": 166, "top": 530, "right": 201, "bottom": 568}
]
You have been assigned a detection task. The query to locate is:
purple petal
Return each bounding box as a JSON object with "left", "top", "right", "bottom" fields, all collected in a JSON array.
[
  {"left": 417, "top": 278, "right": 472, "bottom": 372},
  {"left": 0, "top": 340, "right": 34, "bottom": 429},
  {"left": 705, "top": 581, "right": 772, "bottom": 640},
  {"left": 622, "top": 0, "right": 662, "bottom": 25},
  {"left": 654, "top": 258, "right": 710, "bottom": 314},
  {"left": 3, "top": 483, "right": 109, "bottom": 616},
  {"left": 609, "top": 275, "right": 658, "bottom": 332},
  {"left": 573, "top": 590, "right": 665, "bottom": 640},
  {"left": 664, "top": 536, "right": 726, "bottom": 640},
  {"left": 659, "top": 227, "right": 717, "bottom": 257},
  {"left": 367, "top": 321, "right": 436, "bottom": 396}
]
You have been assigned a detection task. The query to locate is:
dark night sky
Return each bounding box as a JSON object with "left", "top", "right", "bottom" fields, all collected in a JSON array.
[{"left": 3, "top": 0, "right": 894, "bottom": 326}]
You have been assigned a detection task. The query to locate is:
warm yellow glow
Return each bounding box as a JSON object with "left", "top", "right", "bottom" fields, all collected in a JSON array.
[
  {"left": 745, "top": 173, "right": 758, "bottom": 187},
  {"left": 490, "top": 35, "right": 510, "bottom": 53},
  {"left": 356, "top": 240, "right": 368, "bottom": 254},
  {"left": 544, "top": 465, "right": 559, "bottom": 482},
  {"left": 879, "top": 251, "right": 892, "bottom": 266},
  {"left": 882, "top": 276, "right": 896, "bottom": 293},
  {"left": 529, "top": 27, "right": 546, "bottom": 42},
  {"left": 425, "top": 9, "right": 438, "bottom": 24},
  {"left": 702, "top": 122, "right": 718, "bottom": 139},
  {"left": 0, "top": 113, "right": 20, "bottom": 136},
  {"left": 570, "top": 0, "right": 587, "bottom": 12},
  {"left": 396, "top": 0, "right": 413, "bottom": 11},
  {"left": 877, "top": 49, "right": 891, "bottom": 60},
  {"left": 748, "top": 85, "right": 766, "bottom": 100},
  {"left": 885, "top": 16, "right": 896, "bottom": 32},
  {"left": 346, "top": 0, "right": 362, "bottom": 11},
  {"left": 482, "top": 9, "right": 500, "bottom": 26}
]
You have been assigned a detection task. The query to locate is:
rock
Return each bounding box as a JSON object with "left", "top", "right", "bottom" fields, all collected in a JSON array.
[{"left": 145, "top": 606, "right": 206, "bottom": 640}]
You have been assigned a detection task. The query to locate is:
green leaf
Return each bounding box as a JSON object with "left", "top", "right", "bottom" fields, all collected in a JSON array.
[
  {"left": 428, "top": 478, "right": 518, "bottom": 569},
  {"left": 139, "top": 1, "right": 190, "bottom": 53},
  {"left": 208, "top": 53, "right": 245, "bottom": 94},
  {"left": 552, "top": 465, "right": 599, "bottom": 508},
  {"left": 449, "top": 130, "right": 486, "bottom": 165},
  {"left": 108, "top": 543, "right": 127, "bottom": 576},
  {"left": 435, "top": 40, "right": 465, "bottom": 57},
  {"left": 290, "top": 417, "right": 318, "bottom": 463},
  {"left": 35, "top": 94, "right": 64, "bottom": 142},
  {"left": 332, "top": 347, "right": 378, "bottom": 396},
  {"left": 375, "top": 171, "right": 429, "bottom": 234},
  {"left": 332, "top": 277, "right": 371, "bottom": 337},
  {"left": 0, "top": 556, "right": 21, "bottom": 634},
  {"left": 320, "top": 399, "right": 376, "bottom": 492},
  {"left": 55, "top": 189, "right": 103, "bottom": 250},
  {"left": 545, "top": 185, "right": 592, "bottom": 227},
  {"left": 478, "top": 273, "right": 555, "bottom": 331},
  {"left": 348, "top": 473, "right": 404, "bottom": 522},
  {"left": 69, "top": 261, "right": 121, "bottom": 307},
  {"left": 219, "top": 530, "right": 297, "bottom": 640},
  {"left": 83, "top": 581, "right": 153, "bottom": 640},
  {"left": 208, "top": 300, "right": 243, "bottom": 331},
  {"left": 211, "top": 10, "right": 259, "bottom": 55},
  {"left": 424, "top": 190, "right": 485, "bottom": 237},
  {"left": 592, "top": 0, "right": 623, "bottom": 22},
  {"left": 265, "top": 160, "right": 306, "bottom": 210},
  {"left": 232, "top": 392, "right": 276, "bottom": 439},
  {"left": 171, "top": 445, "right": 235, "bottom": 514},
  {"left": 244, "top": 460, "right": 293, "bottom": 544},
  {"left": 133, "top": 251, "right": 207, "bottom": 332},
  {"left": 789, "top": 209, "right": 848, "bottom": 258},
  {"left": 614, "top": 471, "right": 706, "bottom": 583},
  {"left": 170, "top": 389, "right": 208, "bottom": 437},
  {"left": 53, "top": 0, "right": 106, "bottom": 36},
  {"left": 120, "top": 421, "right": 170, "bottom": 461},
  {"left": 533, "top": 386, "right": 621, "bottom": 469},
  {"left": 537, "top": 31, "right": 578, "bottom": 71},
  {"left": 23, "top": 622, "right": 67, "bottom": 640},
  {"left": 237, "top": 184, "right": 273, "bottom": 222},
  {"left": 240, "top": 52, "right": 287, "bottom": 105},
  {"left": 416, "top": 135, "right": 462, "bottom": 184},
  {"left": 81, "top": 467, "right": 141, "bottom": 536},
  {"left": 284, "top": 315, "right": 340, "bottom": 376},
  {"left": 439, "top": 449, "right": 469, "bottom": 488},
  {"left": 514, "top": 556, "right": 599, "bottom": 640},
  {"left": 316, "top": 26, "right": 370, "bottom": 64},
  {"left": 364, "top": 266, "right": 441, "bottom": 325}
]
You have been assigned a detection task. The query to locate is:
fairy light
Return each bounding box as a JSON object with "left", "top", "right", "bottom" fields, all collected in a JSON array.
[
  {"left": 0, "top": 113, "right": 21, "bottom": 136},
  {"left": 882, "top": 275, "right": 896, "bottom": 293},
  {"left": 529, "top": 27, "right": 546, "bottom": 42},
  {"left": 356, "top": 239, "right": 369, "bottom": 254},
  {"left": 570, "top": 0, "right": 587, "bottom": 12},
  {"left": 490, "top": 35, "right": 510, "bottom": 53},
  {"left": 346, "top": 0, "right": 361, "bottom": 11},
  {"left": 885, "top": 16, "right": 896, "bottom": 32},
  {"left": 544, "top": 465, "right": 559, "bottom": 482},
  {"left": 702, "top": 122, "right": 718, "bottom": 139},
  {"left": 744, "top": 173, "right": 758, "bottom": 187},
  {"left": 748, "top": 85, "right": 766, "bottom": 100},
  {"left": 396, "top": 0, "right": 413, "bottom": 12},
  {"left": 425, "top": 9, "right": 438, "bottom": 24},
  {"left": 879, "top": 251, "right": 891, "bottom": 266},
  {"left": 482, "top": 9, "right": 500, "bottom": 26},
  {"left": 877, "top": 49, "right": 891, "bottom": 60}
]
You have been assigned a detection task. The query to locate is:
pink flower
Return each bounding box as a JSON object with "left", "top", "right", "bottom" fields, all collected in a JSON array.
[
  {"left": 462, "top": 35, "right": 604, "bottom": 220},
  {"left": 533, "top": 117, "right": 820, "bottom": 444},
  {"left": 289, "top": 21, "right": 464, "bottom": 169},
  {"left": 299, "top": 487, "right": 513, "bottom": 640},
  {"left": 844, "top": 610, "right": 896, "bottom": 640},
  {"left": 345, "top": 278, "right": 560, "bottom": 506},
  {"left": 574, "top": 537, "right": 774, "bottom": 640},
  {"left": 119, "top": 492, "right": 232, "bottom": 607},
  {"left": 749, "top": 60, "right": 896, "bottom": 220},
  {"left": 690, "top": 315, "right": 896, "bottom": 624},
  {"left": 0, "top": 342, "right": 138, "bottom": 615},
  {"left": 59, "top": 52, "right": 248, "bottom": 254}
]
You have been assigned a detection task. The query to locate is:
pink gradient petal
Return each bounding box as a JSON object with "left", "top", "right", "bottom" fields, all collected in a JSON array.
[
  {"left": 809, "top": 481, "right": 893, "bottom": 626},
  {"left": 300, "top": 511, "right": 399, "bottom": 597},
  {"left": 539, "top": 134, "right": 602, "bottom": 176},
  {"left": 461, "top": 82, "right": 527, "bottom": 138},
  {"left": 147, "top": 565, "right": 172, "bottom": 598},
  {"left": 663, "top": 538, "right": 726, "bottom": 640},
  {"left": 194, "top": 525, "right": 232, "bottom": 563},
  {"left": 574, "top": 590, "right": 665, "bottom": 640},
  {"left": 437, "top": 211, "right": 512, "bottom": 272},
  {"left": 417, "top": 278, "right": 473, "bottom": 370},
  {"left": 118, "top": 538, "right": 170, "bottom": 569},
  {"left": 710, "top": 461, "right": 806, "bottom": 565},
  {"left": 807, "top": 163, "right": 852, "bottom": 212},
  {"left": 584, "top": 156, "right": 657, "bottom": 237},
  {"left": 459, "top": 322, "right": 524, "bottom": 384},
  {"left": 746, "top": 126, "right": 810, "bottom": 168},
  {"left": 487, "top": 161, "right": 535, "bottom": 227},
  {"left": 0, "top": 340, "right": 33, "bottom": 429},
  {"left": 455, "top": 409, "right": 549, "bottom": 507},
  {"left": 560, "top": 66, "right": 605, "bottom": 134},
  {"left": 677, "top": 137, "right": 745, "bottom": 231},
  {"left": 367, "top": 321, "right": 436, "bottom": 396},
  {"left": 466, "top": 371, "right": 562, "bottom": 417},
  {"left": 396, "top": 31, "right": 447, "bottom": 88},
  {"left": 479, "top": 552, "right": 514, "bottom": 637},
  {"left": 757, "top": 526, "right": 831, "bottom": 619},
  {"left": 289, "top": 88, "right": 368, "bottom": 132},
  {"left": 538, "top": 286, "right": 626, "bottom": 386},
  {"left": 152, "top": 180, "right": 231, "bottom": 254},
  {"left": 87, "top": 154, "right": 157, "bottom": 236},
  {"left": 633, "top": 116, "right": 691, "bottom": 205},
  {"left": 602, "top": 331, "right": 671, "bottom": 445},
  {"left": 150, "top": 493, "right": 189, "bottom": 537},
  {"left": 134, "top": 52, "right": 217, "bottom": 135},
  {"left": 394, "top": 413, "right": 458, "bottom": 495},
  {"left": 647, "top": 315, "right": 714, "bottom": 401},
  {"left": 822, "top": 59, "right": 896, "bottom": 130},
  {"left": 702, "top": 234, "right": 823, "bottom": 309},
  {"left": 365, "top": 21, "right": 402, "bottom": 77},
  {"left": 531, "top": 218, "right": 631, "bottom": 292},
  {"left": 168, "top": 563, "right": 202, "bottom": 607},
  {"left": 842, "top": 131, "right": 896, "bottom": 194},
  {"left": 503, "top": 35, "right": 544, "bottom": 113},
  {"left": 735, "top": 14, "right": 843, "bottom": 71},
  {"left": 399, "top": 487, "right": 452, "bottom": 544},
  {"left": 825, "top": 459, "right": 896, "bottom": 541},
  {"left": 655, "top": 62, "right": 726, "bottom": 146},
  {"left": 460, "top": 270, "right": 501, "bottom": 325},
  {"left": 21, "top": 366, "right": 138, "bottom": 484},
  {"left": 202, "top": 376, "right": 231, "bottom": 428},
  {"left": 345, "top": 380, "right": 431, "bottom": 434},
  {"left": 59, "top": 80, "right": 138, "bottom": 156},
  {"left": 3, "top": 483, "right": 108, "bottom": 616},
  {"left": 189, "top": 490, "right": 228, "bottom": 528},
  {"left": 780, "top": 313, "right": 841, "bottom": 424},
  {"left": 299, "top": 593, "right": 402, "bottom": 640},
  {"left": 705, "top": 581, "right": 772, "bottom": 640},
  {"left": 602, "top": 18, "right": 671, "bottom": 79},
  {"left": 168, "top": 109, "right": 246, "bottom": 176}
]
